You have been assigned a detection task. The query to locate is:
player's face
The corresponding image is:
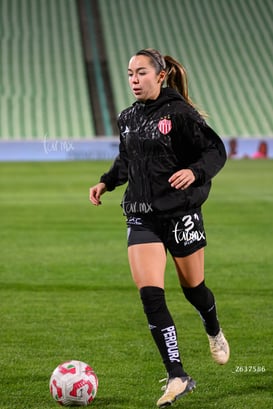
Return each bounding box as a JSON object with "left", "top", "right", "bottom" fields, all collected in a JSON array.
[{"left": 128, "top": 55, "right": 165, "bottom": 101}]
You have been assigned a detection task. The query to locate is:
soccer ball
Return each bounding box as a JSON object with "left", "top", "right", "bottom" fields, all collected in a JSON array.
[{"left": 49, "top": 360, "right": 98, "bottom": 406}]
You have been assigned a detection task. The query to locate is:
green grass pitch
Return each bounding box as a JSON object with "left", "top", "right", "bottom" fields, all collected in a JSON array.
[{"left": 0, "top": 159, "right": 272, "bottom": 409}]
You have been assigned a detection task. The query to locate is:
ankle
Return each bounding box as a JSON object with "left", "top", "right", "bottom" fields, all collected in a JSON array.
[{"left": 168, "top": 367, "right": 188, "bottom": 379}]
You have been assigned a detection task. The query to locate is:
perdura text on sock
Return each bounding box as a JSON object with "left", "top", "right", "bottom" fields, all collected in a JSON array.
[{"left": 161, "top": 326, "right": 180, "bottom": 363}]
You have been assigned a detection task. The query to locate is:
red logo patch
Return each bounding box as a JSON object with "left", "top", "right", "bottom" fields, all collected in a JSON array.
[{"left": 158, "top": 118, "right": 172, "bottom": 135}]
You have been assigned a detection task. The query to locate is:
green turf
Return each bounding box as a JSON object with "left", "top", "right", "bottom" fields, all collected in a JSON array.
[{"left": 0, "top": 159, "right": 272, "bottom": 409}]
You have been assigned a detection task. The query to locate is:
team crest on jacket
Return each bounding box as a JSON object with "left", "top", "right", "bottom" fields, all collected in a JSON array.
[{"left": 158, "top": 117, "right": 172, "bottom": 135}]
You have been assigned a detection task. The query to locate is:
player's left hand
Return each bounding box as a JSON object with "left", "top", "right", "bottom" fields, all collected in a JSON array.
[{"left": 168, "top": 169, "right": 195, "bottom": 190}]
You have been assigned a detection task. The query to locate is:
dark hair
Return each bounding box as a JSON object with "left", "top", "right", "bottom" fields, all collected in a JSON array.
[{"left": 136, "top": 48, "right": 166, "bottom": 71}]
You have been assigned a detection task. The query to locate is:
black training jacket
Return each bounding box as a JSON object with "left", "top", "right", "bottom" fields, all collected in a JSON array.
[{"left": 100, "top": 87, "right": 227, "bottom": 216}]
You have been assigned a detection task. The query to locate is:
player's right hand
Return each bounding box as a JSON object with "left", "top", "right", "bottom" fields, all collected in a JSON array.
[{"left": 89, "top": 183, "right": 107, "bottom": 206}]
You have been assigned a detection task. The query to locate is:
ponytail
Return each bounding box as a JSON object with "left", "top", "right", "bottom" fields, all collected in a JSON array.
[{"left": 164, "top": 55, "right": 205, "bottom": 115}]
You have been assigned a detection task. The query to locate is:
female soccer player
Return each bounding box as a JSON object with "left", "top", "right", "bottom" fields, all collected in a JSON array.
[{"left": 89, "top": 48, "right": 229, "bottom": 408}]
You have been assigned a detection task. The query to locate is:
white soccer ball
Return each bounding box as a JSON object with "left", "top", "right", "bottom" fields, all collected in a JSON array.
[{"left": 49, "top": 360, "right": 98, "bottom": 406}]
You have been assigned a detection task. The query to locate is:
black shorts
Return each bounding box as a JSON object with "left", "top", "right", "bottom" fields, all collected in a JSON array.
[{"left": 126, "top": 209, "right": 207, "bottom": 257}]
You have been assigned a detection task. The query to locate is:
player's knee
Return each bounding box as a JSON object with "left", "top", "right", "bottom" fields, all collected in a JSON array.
[
  {"left": 182, "top": 280, "right": 215, "bottom": 311},
  {"left": 140, "top": 286, "right": 166, "bottom": 314}
]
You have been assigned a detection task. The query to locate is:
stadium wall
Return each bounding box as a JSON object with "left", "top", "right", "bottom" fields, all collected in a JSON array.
[{"left": 0, "top": 138, "right": 273, "bottom": 161}]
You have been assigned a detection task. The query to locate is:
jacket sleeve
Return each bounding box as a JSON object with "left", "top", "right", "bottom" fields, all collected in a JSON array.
[
  {"left": 172, "top": 111, "right": 227, "bottom": 186},
  {"left": 186, "top": 121, "right": 227, "bottom": 186},
  {"left": 99, "top": 136, "right": 128, "bottom": 191}
]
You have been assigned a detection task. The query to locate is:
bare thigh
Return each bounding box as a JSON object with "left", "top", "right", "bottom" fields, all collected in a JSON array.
[
  {"left": 173, "top": 247, "right": 205, "bottom": 287},
  {"left": 128, "top": 242, "right": 167, "bottom": 289}
]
